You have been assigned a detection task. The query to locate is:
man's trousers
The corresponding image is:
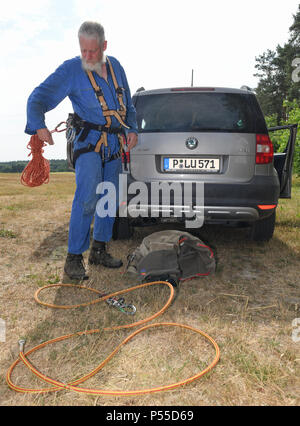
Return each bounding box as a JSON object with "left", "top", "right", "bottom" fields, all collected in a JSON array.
[{"left": 68, "top": 151, "right": 122, "bottom": 254}]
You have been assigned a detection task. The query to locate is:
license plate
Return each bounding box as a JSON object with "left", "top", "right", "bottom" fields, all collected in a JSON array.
[{"left": 163, "top": 157, "right": 220, "bottom": 172}]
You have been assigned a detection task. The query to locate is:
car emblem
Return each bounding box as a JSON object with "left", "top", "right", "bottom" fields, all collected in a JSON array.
[{"left": 186, "top": 137, "right": 198, "bottom": 150}]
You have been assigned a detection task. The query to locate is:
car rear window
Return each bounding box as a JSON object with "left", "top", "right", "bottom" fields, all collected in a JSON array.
[{"left": 134, "top": 92, "right": 267, "bottom": 134}]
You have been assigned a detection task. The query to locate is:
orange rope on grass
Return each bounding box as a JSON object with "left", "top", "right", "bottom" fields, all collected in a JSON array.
[
  {"left": 20, "top": 134, "right": 50, "bottom": 187},
  {"left": 7, "top": 323, "right": 220, "bottom": 397},
  {"left": 6, "top": 281, "right": 220, "bottom": 396}
]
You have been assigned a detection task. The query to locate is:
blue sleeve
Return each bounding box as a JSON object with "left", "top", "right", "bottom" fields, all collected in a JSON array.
[
  {"left": 120, "top": 65, "right": 138, "bottom": 135},
  {"left": 25, "top": 61, "right": 73, "bottom": 135}
]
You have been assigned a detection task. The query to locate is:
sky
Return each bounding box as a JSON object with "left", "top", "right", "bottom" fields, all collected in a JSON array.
[{"left": 1, "top": 0, "right": 299, "bottom": 162}]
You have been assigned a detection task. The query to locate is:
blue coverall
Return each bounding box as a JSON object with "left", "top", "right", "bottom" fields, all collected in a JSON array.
[{"left": 25, "top": 56, "right": 138, "bottom": 254}]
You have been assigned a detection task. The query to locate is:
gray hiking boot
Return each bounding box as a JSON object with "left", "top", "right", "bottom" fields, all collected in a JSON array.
[
  {"left": 64, "top": 253, "right": 88, "bottom": 280},
  {"left": 88, "top": 242, "right": 123, "bottom": 268}
]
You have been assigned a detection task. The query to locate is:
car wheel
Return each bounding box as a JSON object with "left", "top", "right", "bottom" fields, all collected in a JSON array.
[
  {"left": 250, "top": 211, "right": 276, "bottom": 242},
  {"left": 112, "top": 216, "right": 134, "bottom": 240}
]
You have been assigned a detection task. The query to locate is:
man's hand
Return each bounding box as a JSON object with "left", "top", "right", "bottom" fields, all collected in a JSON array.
[
  {"left": 37, "top": 128, "right": 54, "bottom": 145},
  {"left": 126, "top": 132, "right": 138, "bottom": 150}
]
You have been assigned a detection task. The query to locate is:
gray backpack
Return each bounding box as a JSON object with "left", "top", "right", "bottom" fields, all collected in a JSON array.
[{"left": 126, "top": 230, "right": 215, "bottom": 285}]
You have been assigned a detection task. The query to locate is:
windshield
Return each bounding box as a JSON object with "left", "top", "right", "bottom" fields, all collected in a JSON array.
[{"left": 134, "top": 92, "right": 267, "bottom": 133}]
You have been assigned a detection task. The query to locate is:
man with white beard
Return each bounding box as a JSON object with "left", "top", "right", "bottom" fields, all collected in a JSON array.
[{"left": 25, "top": 21, "right": 138, "bottom": 280}]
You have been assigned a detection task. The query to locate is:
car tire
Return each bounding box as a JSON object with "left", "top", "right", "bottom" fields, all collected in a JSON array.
[
  {"left": 250, "top": 211, "right": 276, "bottom": 242},
  {"left": 112, "top": 216, "right": 134, "bottom": 240}
]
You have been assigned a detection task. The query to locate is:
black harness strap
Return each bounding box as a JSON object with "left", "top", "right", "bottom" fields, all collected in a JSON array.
[
  {"left": 72, "top": 143, "right": 122, "bottom": 166},
  {"left": 78, "top": 120, "right": 124, "bottom": 142}
]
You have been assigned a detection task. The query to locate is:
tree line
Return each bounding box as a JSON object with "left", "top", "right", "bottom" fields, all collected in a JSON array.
[
  {"left": 0, "top": 159, "right": 71, "bottom": 173},
  {"left": 254, "top": 4, "right": 300, "bottom": 174}
]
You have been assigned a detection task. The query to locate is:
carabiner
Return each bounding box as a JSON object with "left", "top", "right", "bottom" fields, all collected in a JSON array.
[
  {"left": 106, "top": 297, "right": 136, "bottom": 315},
  {"left": 51, "top": 121, "right": 67, "bottom": 133},
  {"left": 122, "top": 304, "right": 136, "bottom": 315}
]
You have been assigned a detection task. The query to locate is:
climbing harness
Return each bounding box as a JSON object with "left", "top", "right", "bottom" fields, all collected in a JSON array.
[
  {"left": 6, "top": 280, "right": 220, "bottom": 396},
  {"left": 65, "top": 112, "right": 126, "bottom": 170},
  {"left": 85, "top": 56, "right": 129, "bottom": 154},
  {"left": 66, "top": 57, "right": 130, "bottom": 169}
]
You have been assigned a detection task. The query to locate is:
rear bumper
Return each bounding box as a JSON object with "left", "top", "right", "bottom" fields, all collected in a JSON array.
[
  {"left": 127, "top": 204, "right": 261, "bottom": 222},
  {"left": 123, "top": 175, "right": 279, "bottom": 223}
]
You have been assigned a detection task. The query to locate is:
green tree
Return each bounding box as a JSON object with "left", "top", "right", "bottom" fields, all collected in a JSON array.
[
  {"left": 265, "top": 100, "right": 300, "bottom": 175},
  {"left": 254, "top": 5, "right": 300, "bottom": 123}
]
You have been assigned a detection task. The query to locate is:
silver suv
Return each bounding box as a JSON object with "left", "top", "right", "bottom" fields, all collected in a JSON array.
[{"left": 113, "top": 86, "right": 297, "bottom": 241}]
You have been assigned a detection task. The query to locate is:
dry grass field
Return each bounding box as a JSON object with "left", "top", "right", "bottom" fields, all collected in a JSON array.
[{"left": 0, "top": 172, "right": 299, "bottom": 406}]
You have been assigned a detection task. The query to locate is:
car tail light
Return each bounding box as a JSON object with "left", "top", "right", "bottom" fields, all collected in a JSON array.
[
  {"left": 122, "top": 151, "right": 130, "bottom": 163},
  {"left": 256, "top": 134, "right": 274, "bottom": 164},
  {"left": 257, "top": 204, "right": 277, "bottom": 210}
]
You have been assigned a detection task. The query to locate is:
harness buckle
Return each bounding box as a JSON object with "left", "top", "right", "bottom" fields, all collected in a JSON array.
[
  {"left": 95, "top": 88, "right": 104, "bottom": 97},
  {"left": 100, "top": 146, "right": 112, "bottom": 164}
]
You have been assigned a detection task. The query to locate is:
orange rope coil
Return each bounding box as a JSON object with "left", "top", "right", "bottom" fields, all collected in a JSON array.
[
  {"left": 20, "top": 135, "right": 50, "bottom": 187},
  {"left": 6, "top": 281, "right": 220, "bottom": 396}
]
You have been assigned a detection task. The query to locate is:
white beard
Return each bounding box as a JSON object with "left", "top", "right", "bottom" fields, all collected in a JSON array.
[{"left": 81, "top": 54, "right": 106, "bottom": 76}]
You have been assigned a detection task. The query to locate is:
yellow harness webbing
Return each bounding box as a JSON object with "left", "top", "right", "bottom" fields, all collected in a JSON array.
[{"left": 86, "top": 57, "right": 129, "bottom": 155}]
